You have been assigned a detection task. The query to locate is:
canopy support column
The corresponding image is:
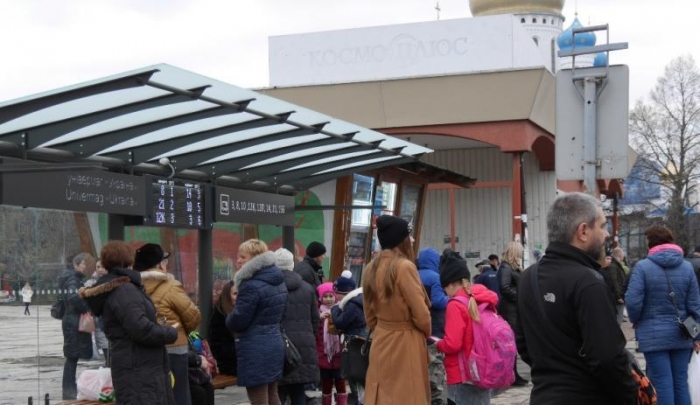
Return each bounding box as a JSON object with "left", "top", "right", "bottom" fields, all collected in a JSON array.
[{"left": 198, "top": 228, "right": 213, "bottom": 339}]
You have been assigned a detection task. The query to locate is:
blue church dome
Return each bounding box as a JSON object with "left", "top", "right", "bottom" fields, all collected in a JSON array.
[
  {"left": 593, "top": 52, "right": 608, "bottom": 67},
  {"left": 557, "top": 18, "right": 596, "bottom": 50}
]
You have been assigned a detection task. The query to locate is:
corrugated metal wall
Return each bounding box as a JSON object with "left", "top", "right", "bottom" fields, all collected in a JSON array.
[
  {"left": 421, "top": 148, "right": 556, "bottom": 264},
  {"left": 523, "top": 151, "right": 557, "bottom": 256}
]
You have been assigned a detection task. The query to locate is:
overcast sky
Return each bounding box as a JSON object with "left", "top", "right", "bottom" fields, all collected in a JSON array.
[{"left": 1, "top": 0, "right": 697, "bottom": 106}]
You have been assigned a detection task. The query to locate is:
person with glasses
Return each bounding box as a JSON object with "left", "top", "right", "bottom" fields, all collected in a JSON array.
[{"left": 135, "top": 243, "right": 202, "bottom": 405}]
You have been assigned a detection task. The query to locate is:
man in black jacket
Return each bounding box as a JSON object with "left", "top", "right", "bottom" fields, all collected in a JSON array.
[
  {"left": 516, "top": 192, "right": 637, "bottom": 405},
  {"left": 685, "top": 245, "right": 700, "bottom": 288},
  {"left": 294, "top": 241, "right": 326, "bottom": 289}
]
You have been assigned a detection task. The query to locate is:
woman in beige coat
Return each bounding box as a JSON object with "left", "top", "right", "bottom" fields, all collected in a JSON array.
[{"left": 362, "top": 215, "right": 432, "bottom": 405}]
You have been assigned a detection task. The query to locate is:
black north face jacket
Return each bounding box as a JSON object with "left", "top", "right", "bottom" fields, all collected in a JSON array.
[{"left": 515, "top": 242, "right": 637, "bottom": 405}]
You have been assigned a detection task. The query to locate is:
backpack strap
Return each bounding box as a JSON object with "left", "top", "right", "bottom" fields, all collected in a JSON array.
[{"left": 449, "top": 295, "right": 473, "bottom": 383}]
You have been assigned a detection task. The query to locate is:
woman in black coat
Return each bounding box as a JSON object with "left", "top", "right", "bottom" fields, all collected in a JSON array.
[
  {"left": 80, "top": 241, "right": 178, "bottom": 405},
  {"left": 209, "top": 281, "right": 238, "bottom": 376},
  {"left": 275, "top": 248, "right": 320, "bottom": 405},
  {"left": 58, "top": 253, "right": 93, "bottom": 399},
  {"left": 496, "top": 241, "right": 528, "bottom": 386}
]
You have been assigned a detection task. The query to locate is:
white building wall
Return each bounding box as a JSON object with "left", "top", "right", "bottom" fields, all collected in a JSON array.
[
  {"left": 522, "top": 151, "right": 558, "bottom": 256},
  {"left": 420, "top": 147, "right": 556, "bottom": 265}
]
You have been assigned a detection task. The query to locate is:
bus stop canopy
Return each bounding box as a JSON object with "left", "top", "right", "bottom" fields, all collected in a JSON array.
[{"left": 0, "top": 64, "right": 436, "bottom": 193}]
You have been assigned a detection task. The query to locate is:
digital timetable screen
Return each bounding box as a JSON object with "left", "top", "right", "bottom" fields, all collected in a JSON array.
[{"left": 151, "top": 179, "right": 208, "bottom": 228}]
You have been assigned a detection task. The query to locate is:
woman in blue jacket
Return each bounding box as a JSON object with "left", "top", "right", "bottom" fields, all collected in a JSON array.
[
  {"left": 226, "top": 239, "right": 288, "bottom": 405},
  {"left": 626, "top": 225, "right": 700, "bottom": 405}
]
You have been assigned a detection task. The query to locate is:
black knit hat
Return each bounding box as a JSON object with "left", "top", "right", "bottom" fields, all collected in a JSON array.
[
  {"left": 134, "top": 243, "right": 170, "bottom": 272},
  {"left": 306, "top": 241, "right": 326, "bottom": 258},
  {"left": 440, "top": 252, "right": 470, "bottom": 287},
  {"left": 376, "top": 215, "right": 409, "bottom": 249}
]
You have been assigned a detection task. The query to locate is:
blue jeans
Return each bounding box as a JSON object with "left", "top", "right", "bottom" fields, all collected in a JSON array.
[
  {"left": 644, "top": 348, "right": 693, "bottom": 405},
  {"left": 447, "top": 383, "right": 490, "bottom": 405}
]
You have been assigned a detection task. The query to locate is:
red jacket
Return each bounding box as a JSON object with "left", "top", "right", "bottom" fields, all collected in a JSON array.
[{"left": 436, "top": 284, "right": 498, "bottom": 384}]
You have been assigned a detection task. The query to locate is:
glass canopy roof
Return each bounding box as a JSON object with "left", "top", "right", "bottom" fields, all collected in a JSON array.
[{"left": 0, "top": 64, "right": 434, "bottom": 192}]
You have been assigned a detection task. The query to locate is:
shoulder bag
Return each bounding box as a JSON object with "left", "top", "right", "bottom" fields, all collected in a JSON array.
[
  {"left": 50, "top": 298, "right": 65, "bottom": 320},
  {"left": 341, "top": 334, "right": 371, "bottom": 381},
  {"left": 282, "top": 329, "right": 302, "bottom": 376},
  {"left": 660, "top": 268, "right": 700, "bottom": 339}
]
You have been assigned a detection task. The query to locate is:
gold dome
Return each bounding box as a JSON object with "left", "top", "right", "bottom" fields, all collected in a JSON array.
[{"left": 469, "top": 0, "right": 564, "bottom": 17}]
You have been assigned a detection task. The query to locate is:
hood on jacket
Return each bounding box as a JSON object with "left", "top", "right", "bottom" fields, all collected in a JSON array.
[
  {"left": 140, "top": 270, "right": 176, "bottom": 294},
  {"left": 58, "top": 268, "right": 85, "bottom": 288},
  {"left": 417, "top": 248, "right": 441, "bottom": 273},
  {"left": 466, "top": 283, "right": 499, "bottom": 307},
  {"left": 282, "top": 270, "right": 303, "bottom": 292},
  {"left": 338, "top": 287, "right": 363, "bottom": 310},
  {"left": 648, "top": 244, "right": 685, "bottom": 269},
  {"left": 78, "top": 268, "right": 141, "bottom": 316},
  {"left": 234, "top": 251, "right": 283, "bottom": 288}
]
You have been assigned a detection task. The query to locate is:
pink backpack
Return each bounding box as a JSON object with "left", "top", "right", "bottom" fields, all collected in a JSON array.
[{"left": 451, "top": 296, "right": 516, "bottom": 389}]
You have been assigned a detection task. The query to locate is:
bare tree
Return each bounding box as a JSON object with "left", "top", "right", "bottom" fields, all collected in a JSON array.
[{"left": 629, "top": 55, "right": 700, "bottom": 250}]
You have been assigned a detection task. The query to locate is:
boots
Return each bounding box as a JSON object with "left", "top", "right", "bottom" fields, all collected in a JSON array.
[
  {"left": 335, "top": 393, "right": 348, "bottom": 405},
  {"left": 322, "top": 394, "right": 332, "bottom": 405}
]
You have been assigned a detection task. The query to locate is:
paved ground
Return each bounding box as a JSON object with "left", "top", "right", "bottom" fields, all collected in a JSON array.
[{"left": 0, "top": 304, "right": 643, "bottom": 405}]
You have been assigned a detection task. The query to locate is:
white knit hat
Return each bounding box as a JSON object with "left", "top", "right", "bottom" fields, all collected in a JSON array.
[{"left": 274, "top": 248, "right": 295, "bottom": 271}]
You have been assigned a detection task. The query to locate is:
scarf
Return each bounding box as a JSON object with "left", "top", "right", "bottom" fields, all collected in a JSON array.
[{"left": 320, "top": 304, "right": 341, "bottom": 362}]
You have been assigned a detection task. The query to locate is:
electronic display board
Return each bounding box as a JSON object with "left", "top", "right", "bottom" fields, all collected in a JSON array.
[
  {"left": 148, "top": 178, "right": 210, "bottom": 229},
  {"left": 215, "top": 186, "right": 295, "bottom": 226},
  {"left": 0, "top": 170, "right": 147, "bottom": 216}
]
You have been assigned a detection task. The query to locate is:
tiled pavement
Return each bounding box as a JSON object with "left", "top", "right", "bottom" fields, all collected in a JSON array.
[{"left": 0, "top": 304, "right": 642, "bottom": 405}]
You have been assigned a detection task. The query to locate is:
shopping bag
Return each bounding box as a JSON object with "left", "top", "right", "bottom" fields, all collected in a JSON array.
[
  {"left": 77, "top": 367, "right": 113, "bottom": 401},
  {"left": 690, "top": 351, "right": 700, "bottom": 405},
  {"left": 78, "top": 312, "right": 96, "bottom": 333}
]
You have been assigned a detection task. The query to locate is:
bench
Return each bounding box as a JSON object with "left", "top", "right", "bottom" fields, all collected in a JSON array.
[{"left": 56, "top": 374, "right": 238, "bottom": 405}]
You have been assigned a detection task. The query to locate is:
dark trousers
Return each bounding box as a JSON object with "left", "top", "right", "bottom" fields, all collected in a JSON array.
[
  {"left": 24, "top": 303, "right": 30, "bottom": 315},
  {"left": 62, "top": 357, "right": 78, "bottom": 399},
  {"left": 190, "top": 382, "right": 215, "bottom": 405},
  {"left": 169, "top": 352, "right": 192, "bottom": 405},
  {"left": 278, "top": 383, "right": 307, "bottom": 405}
]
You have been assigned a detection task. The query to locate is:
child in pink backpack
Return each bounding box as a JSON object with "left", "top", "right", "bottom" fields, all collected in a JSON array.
[
  {"left": 316, "top": 282, "right": 347, "bottom": 405},
  {"left": 436, "top": 255, "right": 498, "bottom": 405}
]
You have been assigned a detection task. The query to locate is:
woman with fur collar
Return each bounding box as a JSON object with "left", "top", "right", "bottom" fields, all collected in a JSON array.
[
  {"left": 226, "top": 239, "right": 288, "bottom": 405},
  {"left": 79, "top": 241, "right": 178, "bottom": 405},
  {"left": 135, "top": 243, "right": 201, "bottom": 405}
]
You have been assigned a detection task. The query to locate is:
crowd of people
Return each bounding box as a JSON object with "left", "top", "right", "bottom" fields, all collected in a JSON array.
[{"left": 48, "top": 191, "right": 699, "bottom": 405}]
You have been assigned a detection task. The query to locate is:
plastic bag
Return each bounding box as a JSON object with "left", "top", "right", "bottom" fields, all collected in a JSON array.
[
  {"left": 77, "top": 367, "right": 113, "bottom": 401},
  {"left": 690, "top": 351, "right": 700, "bottom": 405},
  {"left": 78, "top": 312, "right": 95, "bottom": 333}
]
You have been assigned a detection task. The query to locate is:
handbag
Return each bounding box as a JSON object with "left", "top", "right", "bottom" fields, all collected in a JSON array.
[
  {"left": 660, "top": 267, "right": 700, "bottom": 339},
  {"left": 282, "top": 330, "right": 302, "bottom": 376},
  {"left": 341, "top": 337, "right": 370, "bottom": 381},
  {"left": 627, "top": 350, "right": 658, "bottom": 405},
  {"left": 50, "top": 298, "right": 65, "bottom": 320},
  {"left": 79, "top": 312, "right": 96, "bottom": 333}
]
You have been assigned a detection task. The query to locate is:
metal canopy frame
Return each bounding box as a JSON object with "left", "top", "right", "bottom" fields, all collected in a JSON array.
[{"left": 0, "top": 64, "right": 434, "bottom": 193}]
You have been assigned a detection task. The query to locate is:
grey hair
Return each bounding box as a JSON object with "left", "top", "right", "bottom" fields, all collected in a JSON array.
[
  {"left": 72, "top": 252, "right": 88, "bottom": 267},
  {"left": 547, "top": 192, "right": 600, "bottom": 244}
]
